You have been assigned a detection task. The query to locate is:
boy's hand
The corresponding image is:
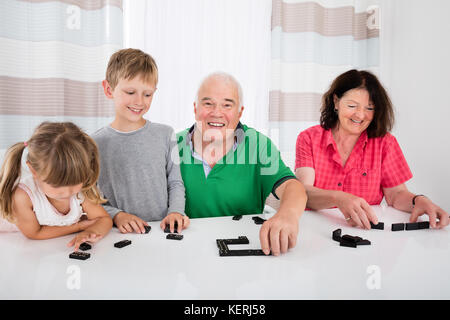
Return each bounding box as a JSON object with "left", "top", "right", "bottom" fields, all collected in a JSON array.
[
  {"left": 160, "top": 212, "right": 190, "bottom": 233},
  {"left": 113, "top": 211, "right": 149, "bottom": 234},
  {"left": 67, "top": 231, "right": 102, "bottom": 252}
]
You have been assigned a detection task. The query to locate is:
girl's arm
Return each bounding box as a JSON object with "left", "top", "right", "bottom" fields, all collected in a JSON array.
[
  {"left": 67, "top": 198, "right": 113, "bottom": 251},
  {"left": 13, "top": 188, "right": 82, "bottom": 239}
]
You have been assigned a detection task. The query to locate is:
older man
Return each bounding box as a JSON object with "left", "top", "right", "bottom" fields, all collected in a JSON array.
[{"left": 176, "top": 72, "right": 307, "bottom": 256}]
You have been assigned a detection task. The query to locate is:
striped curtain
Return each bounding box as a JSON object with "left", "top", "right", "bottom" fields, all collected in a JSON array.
[
  {"left": 269, "top": 0, "right": 380, "bottom": 169},
  {"left": 0, "top": 0, "right": 123, "bottom": 156}
]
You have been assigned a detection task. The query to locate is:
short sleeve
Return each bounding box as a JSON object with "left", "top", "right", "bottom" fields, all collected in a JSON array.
[
  {"left": 258, "top": 134, "right": 296, "bottom": 200},
  {"left": 295, "top": 130, "right": 314, "bottom": 170},
  {"left": 380, "top": 134, "right": 413, "bottom": 188}
]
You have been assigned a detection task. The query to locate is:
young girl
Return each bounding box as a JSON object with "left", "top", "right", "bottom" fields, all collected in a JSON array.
[{"left": 0, "top": 122, "right": 113, "bottom": 251}]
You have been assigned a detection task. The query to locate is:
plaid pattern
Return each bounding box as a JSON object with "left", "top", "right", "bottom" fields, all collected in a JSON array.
[{"left": 295, "top": 125, "right": 413, "bottom": 205}]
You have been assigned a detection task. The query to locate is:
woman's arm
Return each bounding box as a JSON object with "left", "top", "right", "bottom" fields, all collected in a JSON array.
[
  {"left": 295, "top": 167, "right": 378, "bottom": 228},
  {"left": 383, "top": 184, "right": 449, "bottom": 228}
]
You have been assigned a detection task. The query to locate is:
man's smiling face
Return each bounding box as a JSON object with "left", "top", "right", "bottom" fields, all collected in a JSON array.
[{"left": 194, "top": 75, "right": 243, "bottom": 142}]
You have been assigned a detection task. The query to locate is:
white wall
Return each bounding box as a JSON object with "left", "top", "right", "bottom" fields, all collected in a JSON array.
[
  {"left": 380, "top": 0, "right": 450, "bottom": 211},
  {"left": 123, "top": 0, "right": 272, "bottom": 134}
]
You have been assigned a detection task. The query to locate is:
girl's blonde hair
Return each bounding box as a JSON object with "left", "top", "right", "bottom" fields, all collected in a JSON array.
[{"left": 0, "top": 122, "right": 106, "bottom": 222}]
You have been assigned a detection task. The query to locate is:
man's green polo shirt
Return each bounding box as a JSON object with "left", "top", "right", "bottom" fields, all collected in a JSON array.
[{"left": 176, "top": 123, "right": 296, "bottom": 218}]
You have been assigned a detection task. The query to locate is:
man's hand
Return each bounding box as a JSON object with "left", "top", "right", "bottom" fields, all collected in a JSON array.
[
  {"left": 113, "top": 211, "right": 149, "bottom": 234},
  {"left": 259, "top": 212, "right": 299, "bottom": 256},
  {"left": 259, "top": 179, "right": 306, "bottom": 256},
  {"left": 160, "top": 212, "right": 190, "bottom": 233}
]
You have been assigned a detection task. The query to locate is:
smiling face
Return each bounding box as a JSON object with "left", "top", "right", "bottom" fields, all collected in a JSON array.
[
  {"left": 194, "top": 76, "right": 244, "bottom": 142},
  {"left": 334, "top": 88, "right": 375, "bottom": 136},
  {"left": 103, "top": 75, "right": 156, "bottom": 131}
]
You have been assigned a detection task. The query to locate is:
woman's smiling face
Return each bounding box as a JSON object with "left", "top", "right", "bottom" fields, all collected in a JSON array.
[{"left": 334, "top": 88, "right": 375, "bottom": 136}]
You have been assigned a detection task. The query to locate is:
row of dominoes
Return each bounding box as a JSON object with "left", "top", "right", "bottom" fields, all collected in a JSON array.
[
  {"left": 69, "top": 224, "right": 184, "bottom": 261},
  {"left": 369, "top": 221, "right": 430, "bottom": 231}
]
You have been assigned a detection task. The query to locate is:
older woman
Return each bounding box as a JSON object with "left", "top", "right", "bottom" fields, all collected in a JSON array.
[{"left": 295, "top": 69, "right": 448, "bottom": 229}]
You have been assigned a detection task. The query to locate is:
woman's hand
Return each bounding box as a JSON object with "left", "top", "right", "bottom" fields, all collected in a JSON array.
[
  {"left": 410, "top": 196, "right": 449, "bottom": 229},
  {"left": 335, "top": 191, "right": 378, "bottom": 229}
]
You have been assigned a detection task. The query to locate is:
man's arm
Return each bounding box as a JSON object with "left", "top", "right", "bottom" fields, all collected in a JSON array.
[{"left": 259, "top": 178, "right": 307, "bottom": 256}]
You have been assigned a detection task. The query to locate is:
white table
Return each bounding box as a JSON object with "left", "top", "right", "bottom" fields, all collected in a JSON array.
[{"left": 1, "top": 205, "right": 449, "bottom": 299}]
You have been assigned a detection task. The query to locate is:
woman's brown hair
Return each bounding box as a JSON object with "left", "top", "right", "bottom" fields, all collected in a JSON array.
[
  {"left": 0, "top": 122, "right": 105, "bottom": 222},
  {"left": 320, "top": 69, "right": 395, "bottom": 138}
]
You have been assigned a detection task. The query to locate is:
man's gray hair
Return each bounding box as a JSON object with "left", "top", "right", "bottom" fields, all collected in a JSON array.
[{"left": 196, "top": 71, "right": 244, "bottom": 109}]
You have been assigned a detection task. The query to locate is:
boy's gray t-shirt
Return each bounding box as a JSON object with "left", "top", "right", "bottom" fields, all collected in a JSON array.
[{"left": 92, "top": 121, "right": 185, "bottom": 221}]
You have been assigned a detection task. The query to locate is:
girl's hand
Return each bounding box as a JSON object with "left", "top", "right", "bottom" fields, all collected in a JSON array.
[
  {"left": 67, "top": 231, "right": 102, "bottom": 252},
  {"left": 160, "top": 212, "right": 190, "bottom": 233}
]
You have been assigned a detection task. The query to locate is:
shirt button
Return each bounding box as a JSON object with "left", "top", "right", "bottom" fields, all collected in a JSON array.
[
  {"left": 362, "top": 172, "right": 367, "bottom": 176},
  {"left": 338, "top": 182, "right": 342, "bottom": 186}
]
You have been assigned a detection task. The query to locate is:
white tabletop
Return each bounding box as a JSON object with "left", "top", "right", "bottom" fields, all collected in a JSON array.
[{"left": 1, "top": 205, "right": 449, "bottom": 300}]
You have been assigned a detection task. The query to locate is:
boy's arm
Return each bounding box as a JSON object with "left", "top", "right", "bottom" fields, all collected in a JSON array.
[
  {"left": 166, "top": 130, "right": 186, "bottom": 216},
  {"left": 101, "top": 201, "right": 123, "bottom": 219}
]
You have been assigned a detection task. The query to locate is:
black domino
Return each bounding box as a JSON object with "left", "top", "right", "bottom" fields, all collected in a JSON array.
[
  {"left": 219, "top": 249, "right": 268, "bottom": 256},
  {"left": 69, "top": 251, "right": 90, "bottom": 260},
  {"left": 114, "top": 239, "right": 132, "bottom": 248},
  {"left": 144, "top": 225, "right": 151, "bottom": 233},
  {"left": 356, "top": 239, "right": 371, "bottom": 245},
  {"left": 164, "top": 222, "right": 178, "bottom": 233},
  {"left": 418, "top": 221, "right": 430, "bottom": 229},
  {"left": 232, "top": 215, "right": 243, "bottom": 221},
  {"left": 370, "top": 222, "right": 384, "bottom": 230},
  {"left": 79, "top": 242, "right": 92, "bottom": 251},
  {"left": 341, "top": 234, "right": 359, "bottom": 243},
  {"left": 332, "top": 228, "right": 342, "bottom": 242},
  {"left": 391, "top": 223, "right": 405, "bottom": 231},
  {"left": 340, "top": 239, "right": 357, "bottom": 248},
  {"left": 252, "top": 216, "right": 266, "bottom": 225},
  {"left": 405, "top": 222, "right": 419, "bottom": 230},
  {"left": 166, "top": 233, "right": 183, "bottom": 240}
]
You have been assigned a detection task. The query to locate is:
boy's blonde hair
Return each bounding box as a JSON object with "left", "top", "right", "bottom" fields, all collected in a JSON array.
[
  {"left": 0, "top": 122, "right": 106, "bottom": 222},
  {"left": 105, "top": 48, "right": 158, "bottom": 89}
]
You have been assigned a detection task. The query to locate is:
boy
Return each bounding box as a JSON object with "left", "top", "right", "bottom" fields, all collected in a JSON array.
[{"left": 93, "top": 48, "right": 189, "bottom": 234}]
